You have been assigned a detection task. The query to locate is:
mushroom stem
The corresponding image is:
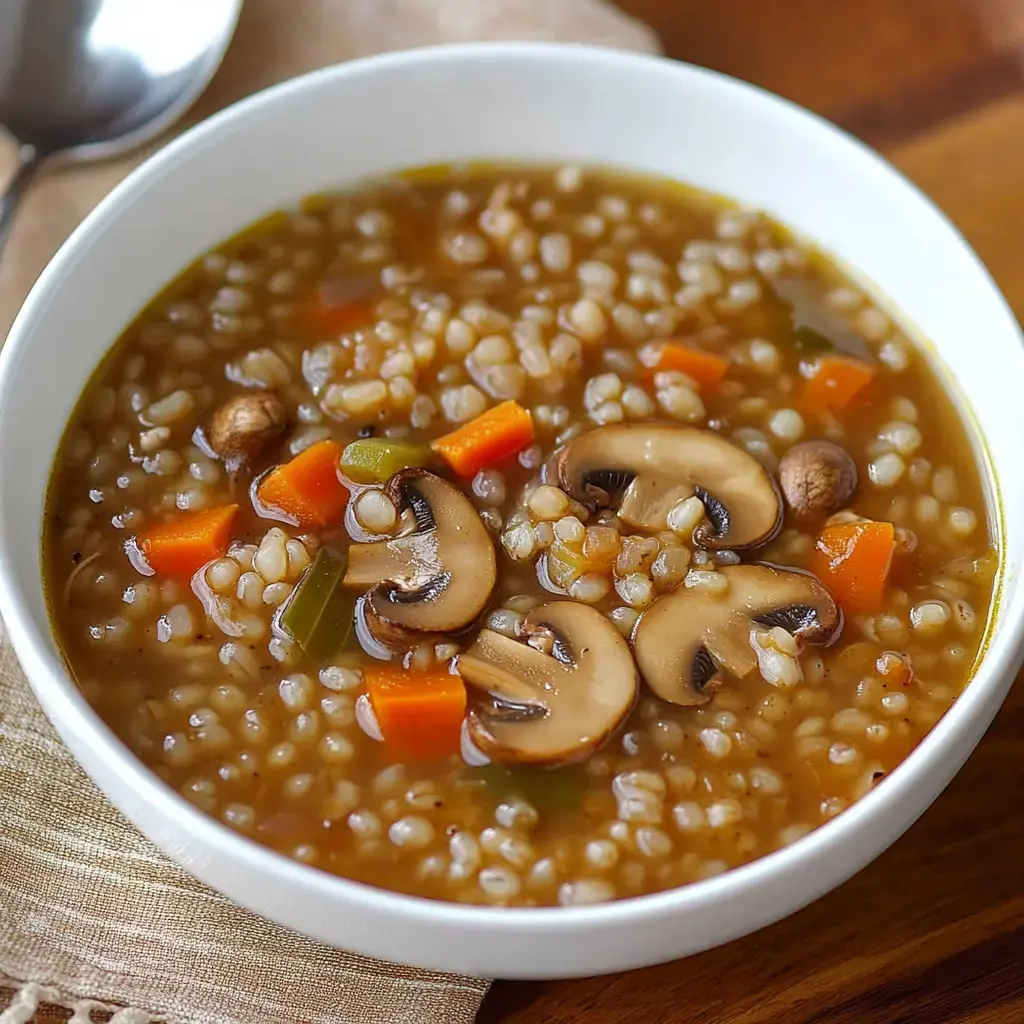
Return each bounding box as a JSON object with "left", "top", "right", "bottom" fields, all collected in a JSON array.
[{"left": 344, "top": 532, "right": 441, "bottom": 591}]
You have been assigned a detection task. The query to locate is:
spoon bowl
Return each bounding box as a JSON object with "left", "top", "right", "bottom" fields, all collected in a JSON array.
[{"left": 0, "top": 0, "right": 241, "bottom": 249}]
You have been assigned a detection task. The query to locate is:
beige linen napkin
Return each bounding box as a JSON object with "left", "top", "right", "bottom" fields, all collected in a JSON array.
[{"left": 0, "top": 2, "right": 659, "bottom": 1022}]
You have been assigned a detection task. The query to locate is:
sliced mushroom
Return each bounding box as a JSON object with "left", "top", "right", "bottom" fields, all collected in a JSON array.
[
  {"left": 459, "top": 601, "right": 639, "bottom": 766},
  {"left": 208, "top": 391, "right": 289, "bottom": 472},
  {"left": 551, "top": 424, "right": 782, "bottom": 549},
  {"left": 343, "top": 469, "right": 496, "bottom": 639},
  {"left": 778, "top": 440, "right": 857, "bottom": 518},
  {"left": 631, "top": 563, "right": 840, "bottom": 706}
]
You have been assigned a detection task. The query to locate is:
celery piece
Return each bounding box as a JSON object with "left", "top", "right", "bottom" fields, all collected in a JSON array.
[
  {"left": 470, "top": 763, "right": 587, "bottom": 815},
  {"left": 277, "top": 547, "right": 355, "bottom": 662},
  {"left": 340, "top": 437, "right": 433, "bottom": 485}
]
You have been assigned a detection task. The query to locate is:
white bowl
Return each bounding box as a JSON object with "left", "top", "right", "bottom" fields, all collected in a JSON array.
[{"left": 1, "top": 43, "right": 1022, "bottom": 980}]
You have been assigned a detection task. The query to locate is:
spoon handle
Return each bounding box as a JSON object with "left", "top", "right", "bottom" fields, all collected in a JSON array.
[{"left": 0, "top": 144, "right": 45, "bottom": 256}]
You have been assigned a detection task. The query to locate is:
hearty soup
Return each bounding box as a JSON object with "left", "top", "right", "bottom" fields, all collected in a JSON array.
[{"left": 44, "top": 166, "right": 996, "bottom": 907}]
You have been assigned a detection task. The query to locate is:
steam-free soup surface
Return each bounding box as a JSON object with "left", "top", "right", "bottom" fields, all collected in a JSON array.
[{"left": 45, "top": 166, "right": 996, "bottom": 906}]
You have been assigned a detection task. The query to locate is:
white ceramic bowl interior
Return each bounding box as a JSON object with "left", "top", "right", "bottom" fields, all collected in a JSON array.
[{"left": 1, "top": 44, "right": 1022, "bottom": 980}]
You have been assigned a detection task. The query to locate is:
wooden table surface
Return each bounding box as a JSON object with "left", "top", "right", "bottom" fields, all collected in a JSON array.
[{"left": 483, "top": 2, "right": 1024, "bottom": 1021}]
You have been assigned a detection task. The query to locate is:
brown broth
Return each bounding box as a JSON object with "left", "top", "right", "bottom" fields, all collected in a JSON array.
[{"left": 43, "top": 166, "right": 996, "bottom": 907}]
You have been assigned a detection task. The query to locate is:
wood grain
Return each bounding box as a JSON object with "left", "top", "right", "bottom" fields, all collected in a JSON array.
[
  {"left": 621, "top": 0, "right": 1024, "bottom": 148},
  {"left": 484, "top": 1, "right": 1024, "bottom": 1020}
]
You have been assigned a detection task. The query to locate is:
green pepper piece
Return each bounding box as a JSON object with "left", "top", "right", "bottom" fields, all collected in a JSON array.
[
  {"left": 276, "top": 547, "right": 356, "bottom": 662},
  {"left": 469, "top": 763, "right": 587, "bottom": 815},
  {"left": 340, "top": 437, "right": 434, "bottom": 484}
]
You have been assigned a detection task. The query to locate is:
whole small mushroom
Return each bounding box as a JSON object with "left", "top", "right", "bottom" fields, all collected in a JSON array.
[
  {"left": 778, "top": 440, "right": 857, "bottom": 518},
  {"left": 208, "top": 391, "right": 289, "bottom": 472}
]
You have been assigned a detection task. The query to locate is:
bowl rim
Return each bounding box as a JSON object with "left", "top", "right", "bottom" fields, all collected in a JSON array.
[{"left": 2, "top": 40, "right": 1023, "bottom": 937}]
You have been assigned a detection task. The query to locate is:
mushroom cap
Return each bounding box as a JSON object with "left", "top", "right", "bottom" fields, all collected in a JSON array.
[
  {"left": 343, "top": 469, "right": 496, "bottom": 637},
  {"left": 459, "top": 601, "right": 639, "bottom": 766},
  {"left": 631, "top": 563, "right": 841, "bottom": 706},
  {"left": 208, "top": 391, "right": 289, "bottom": 471},
  {"left": 778, "top": 440, "right": 858, "bottom": 518},
  {"left": 551, "top": 424, "right": 782, "bottom": 549}
]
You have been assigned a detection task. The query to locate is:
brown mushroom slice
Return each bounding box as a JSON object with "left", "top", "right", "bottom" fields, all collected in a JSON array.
[
  {"left": 344, "top": 469, "right": 496, "bottom": 636},
  {"left": 631, "top": 564, "right": 840, "bottom": 706},
  {"left": 552, "top": 424, "right": 782, "bottom": 549},
  {"left": 459, "top": 601, "right": 639, "bottom": 766}
]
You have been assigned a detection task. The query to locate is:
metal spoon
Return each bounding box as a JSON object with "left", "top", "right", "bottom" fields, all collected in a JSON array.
[{"left": 0, "top": 0, "right": 242, "bottom": 253}]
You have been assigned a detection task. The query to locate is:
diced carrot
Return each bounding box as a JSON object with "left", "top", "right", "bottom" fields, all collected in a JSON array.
[
  {"left": 811, "top": 520, "right": 896, "bottom": 614},
  {"left": 304, "top": 299, "right": 374, "bottom": 337},
  {"left": 431, "top": 400, "right": 534, "bottom": 477},
  {"left": 138, "top": 504, "right": 238, "bottom": 580},
  {"left": 647, "top": 341, "right": 730, "bottom": 391},
  {"left": 801, "top": 355, "right": 877, "bottom": 416},
  {"left": 365, "top": 665, "right": 467, "bottom": 761},
  {"left": 255, "top": 439, "right": 349, "bottom": 528}
]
